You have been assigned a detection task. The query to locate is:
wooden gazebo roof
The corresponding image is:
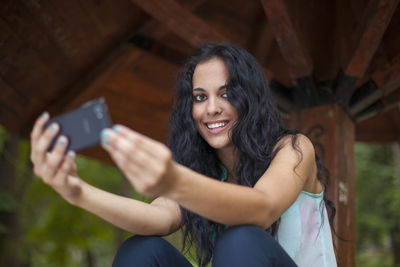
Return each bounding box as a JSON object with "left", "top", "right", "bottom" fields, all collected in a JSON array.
[{"left": 1, "top": 0, "right": 400, "bottom": 159}]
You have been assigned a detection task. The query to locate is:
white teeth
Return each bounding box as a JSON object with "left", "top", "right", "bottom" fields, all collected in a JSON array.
[{"left": 207, "top": 122, "right": 227, "bottom": 129}]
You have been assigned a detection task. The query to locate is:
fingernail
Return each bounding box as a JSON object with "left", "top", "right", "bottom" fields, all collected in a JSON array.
[
  {"left": 49, "top": 123, "right": 57, "bottom": 132},
  {"left": 58, "top": 136, "right": 66, "bottom": 146},
  {"left": 101, "top": 129, "right": 109, "bottom": 139},
  {"left": 101, "top": 129, "right": 109, "bottom": 146},
  {"left": 101, "top": 139, "right": 109, "bottom": 147},
  {"left": 40, "top": 112, "right": 48, "bottom": 120},
  {"left": 112, "top": 125, "right": 119, "bottom": 132},
  {"left": 67, "top": 151, "right": 75, "bottom": 159}
]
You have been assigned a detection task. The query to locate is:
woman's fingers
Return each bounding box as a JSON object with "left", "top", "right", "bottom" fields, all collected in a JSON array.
[
  {"left": 101, "top": 128, "right": 161, "bottom": 169},
  {"left": 30, "top": 112, "right": 49, "bottom": 161},
  {"left": 30, "top": 112, "right": 49, "bottom": 144},
  {"left": 111, "top": 125, "right": 165, "bottom": 157},
  {"left": 41, "top": 135, "right": 69, "bottom": 182},
  {"left": 51, "top": 151, "right": 82, "bottom": 203},
  {"left": 33, "top": 122, "right": 60, "bottom": 166},
  {"left": 53, "top": 150, "right": 75, "bottom": 185},
  {"left": 101, "top": 126, "right": 173, "bottom": 196}
]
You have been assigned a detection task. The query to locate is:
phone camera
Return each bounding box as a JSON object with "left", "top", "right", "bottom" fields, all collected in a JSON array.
[{"left": 94, "top": 105, "right": 103, "bottom": 119}]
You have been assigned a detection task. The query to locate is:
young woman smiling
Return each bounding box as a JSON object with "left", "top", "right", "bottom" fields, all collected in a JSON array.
[{"left": 30, "top": 43, "right": 337, "bottom": 267}]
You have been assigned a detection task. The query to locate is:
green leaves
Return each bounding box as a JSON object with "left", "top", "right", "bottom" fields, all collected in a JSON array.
[
  {"left": 355, "top": 142, "right": 400, "bottom": 266},
  {"left": 0, "top": 190, "right": 18, "bottom": 213}
]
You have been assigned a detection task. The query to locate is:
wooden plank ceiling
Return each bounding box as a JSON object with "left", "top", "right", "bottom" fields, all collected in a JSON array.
[{"left": 1, "top": 0, "right": 400, "bottom": 161}]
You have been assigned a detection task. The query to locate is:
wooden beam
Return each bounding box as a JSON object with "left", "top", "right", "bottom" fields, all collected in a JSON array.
[
  {"left": 383, "top": 86, "right": 400, "bottom": 106},
  {"left": 22, "top": 0, "right": 103, "bottom": 67},
  {"left": 43, "top": 0, "right": 277, "bottom": 124},
  {"left": 350, "top": 55, "right": 400, "bottom": 115},
  {"left": 251, "top": 18, "right": 275, "bottom": 66},
  {"left": 289, "top": 105, "right": 356, "bottom": 267},
  {"left": 354, "top": 87, "right": 400, "bottom": 122},
  {"left": 261, "top": 0, "right": 318, "bottom": 106},
  {"left": 42, "top": 0, "right": 210, "bottom": 118},
  {"left": 130, "top": 0, "right": 228, "bottom": 48},
  {"left": 46, "top": 44, "right": 144, "bottom": 114},
  {"left": 269, "top": 80, "right": 294, "bottom": 112},
  {"left": 260, "top": 0, "right": 312, "bottom": 78},
  {"left": 335, "top": 0, "right": 399, "bottom": 105},
  {"left": 356, "top": 105, "right": 400, "bottom": 142},
  {"left": 372, "top": 54, "right": 400, "bottom": 95},
  {"left": 135, "top": 0, "right": 207, "bottom": 40},
  {"left": 344, "top": 0, "right": 399, "bottom": 77}
]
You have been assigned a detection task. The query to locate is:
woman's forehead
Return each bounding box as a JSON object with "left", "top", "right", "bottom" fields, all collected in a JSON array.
[{"left": 192, "top": 58, "right": 229, "bottom": 89}]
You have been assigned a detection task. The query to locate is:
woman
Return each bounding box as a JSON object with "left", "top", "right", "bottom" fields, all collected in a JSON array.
[{"left": 30, "top": 43, "right": 337, "bottom": 266}]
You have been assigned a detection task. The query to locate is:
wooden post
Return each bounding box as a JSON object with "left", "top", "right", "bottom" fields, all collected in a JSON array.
[{"left": 289, "top": 104, "right": 356, "bottom": 267}]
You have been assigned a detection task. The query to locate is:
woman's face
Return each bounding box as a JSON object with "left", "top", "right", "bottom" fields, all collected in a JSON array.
[{"left": 192, "top": 57, "right": 238, "bottom": 151}]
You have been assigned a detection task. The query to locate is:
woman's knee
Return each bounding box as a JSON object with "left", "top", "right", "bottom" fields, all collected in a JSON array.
[
  {"left": 213, "top": 225, "right": 296, "bottom": 266},
  {"left": 112, "top": 235, "right": 169, "bottom": 267},
  {"left": 113, "top": 235, "right": 193, "bottom": 267},
  {"left": 215, "top": 225, "right": 273, "bottom": 250}
]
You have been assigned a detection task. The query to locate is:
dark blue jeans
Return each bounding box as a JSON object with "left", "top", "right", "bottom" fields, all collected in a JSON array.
[{"left": 112, "top": 225, "right": 297, "bottom": 266}]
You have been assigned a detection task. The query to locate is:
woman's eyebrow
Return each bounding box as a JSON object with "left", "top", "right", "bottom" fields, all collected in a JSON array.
[{"left": 193, "top": 85, "right": 227, "bottom": 92}]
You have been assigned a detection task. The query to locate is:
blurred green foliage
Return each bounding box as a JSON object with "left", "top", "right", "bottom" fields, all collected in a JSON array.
[
  {"left": 355, "top": 142, "right": 400, "bottom": 267},
  {"left": 23, "top": 156, "right": 130, "bottom": 266}
]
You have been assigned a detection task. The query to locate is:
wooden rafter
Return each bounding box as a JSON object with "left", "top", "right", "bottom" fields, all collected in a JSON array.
[
  {"left": 350, "top": 54, "right": 400, "bottom": 115},
  {"left": 130, "top": 0, "right": 228, "bottom": 48},
  {"left": 44, "top": 0, "right": 208, "bottom": 117},
  {"left": 372, "top": 54, "right": 400, "bottom": 95},
  {"left": 355, "top": 87, "right": 400, "bottom": 122},
  {"left": 252, "top": 19, "right": 275, "bottom": 66},
  {"left": 383, "top": 86, "right": 400, "bottom": 106},
  {"left": 135, "top": 0, "right": 207, "bottom": 40},
  {"left": 131, "top": 0, "right": 277, "bottom": 102},
  {"left": 344, "top": 0, "right": 399, "bottom": 77},
  {"left": 335, "top": 0, "right": 399, "bottom": 105},
  {"left": 261, "top": 0, "right": 319, "bottom": 107},
  {"left": 260, "top": 0, "right": 312, "bottom": 78},
  {"left": 356, "top": 104, "right": 400, "bottom": 142},
  {"left": 42, "top": 44, "right": 137, "bottom": 115},
  {"left": 44, "top": 0, "right": 282, "bottom": 122}
]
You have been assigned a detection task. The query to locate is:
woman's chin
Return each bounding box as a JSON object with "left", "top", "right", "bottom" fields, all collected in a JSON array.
[{"left": 207, "top": 140, "right": 233, "bottom": 150}]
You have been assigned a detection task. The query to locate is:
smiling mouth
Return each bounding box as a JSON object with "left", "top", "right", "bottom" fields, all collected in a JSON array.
[{"left": 206, "top": 121, "right": 229, "bottom": 129}]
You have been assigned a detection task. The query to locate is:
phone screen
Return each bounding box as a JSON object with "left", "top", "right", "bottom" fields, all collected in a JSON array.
[{"left": 45, "top": 98, "right": 112, "bottom": 152}]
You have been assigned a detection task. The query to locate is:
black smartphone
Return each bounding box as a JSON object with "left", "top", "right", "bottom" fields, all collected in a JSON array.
[{"left": 44, "top": 98, "right": 112, "bottom": 152}]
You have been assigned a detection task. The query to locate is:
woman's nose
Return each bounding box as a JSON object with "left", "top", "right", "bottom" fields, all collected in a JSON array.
[{"left": 206, "top": 98, "right": 222, "bottom": 116}]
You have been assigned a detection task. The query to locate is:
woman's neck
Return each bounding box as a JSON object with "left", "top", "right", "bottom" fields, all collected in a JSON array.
[{"left": 216, "top": 145, "right": 237, "bottom": 179}]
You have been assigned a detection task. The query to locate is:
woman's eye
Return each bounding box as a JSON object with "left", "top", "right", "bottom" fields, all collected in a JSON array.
[
  {"left": 221, "top": 92, "right": 228, "bottom": 98},
  {"left": 193, "top": 94, "right": 207, "bottom": 102}
]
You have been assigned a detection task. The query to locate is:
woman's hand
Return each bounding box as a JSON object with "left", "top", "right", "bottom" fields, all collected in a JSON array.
[
  {"left": 30, "top": 112, "right": 82, "bottom": 204},
  {"left": 100, "top": 125, "right": 177, "bottom": 197}
]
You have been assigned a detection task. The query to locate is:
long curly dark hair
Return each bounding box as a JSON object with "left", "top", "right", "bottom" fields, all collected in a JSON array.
[{"left": 168, "top": 43, "right": 335, "bottom": 267}]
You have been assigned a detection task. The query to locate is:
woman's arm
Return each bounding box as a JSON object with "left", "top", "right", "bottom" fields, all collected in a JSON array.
[
  {"left": 168, "top": 135, "right": 317, "bottom": 229},
  {"left": 75, "top": 184, "right": 182, "bottom": 235},
  {"left": 103, "top": 126, "right": 317, "bottom": 230},
  {"left": 30, "top": 113, "right": 181, "bottom": 236}
]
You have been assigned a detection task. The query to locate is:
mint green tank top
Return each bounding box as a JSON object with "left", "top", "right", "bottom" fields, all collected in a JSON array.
[{"left": 276, "top": 190, "right": 337, "bottom": 266}]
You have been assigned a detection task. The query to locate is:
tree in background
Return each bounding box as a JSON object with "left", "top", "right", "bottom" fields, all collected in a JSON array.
[{"left": 355, "top": 142, "right": 400, "bottom": 267}]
